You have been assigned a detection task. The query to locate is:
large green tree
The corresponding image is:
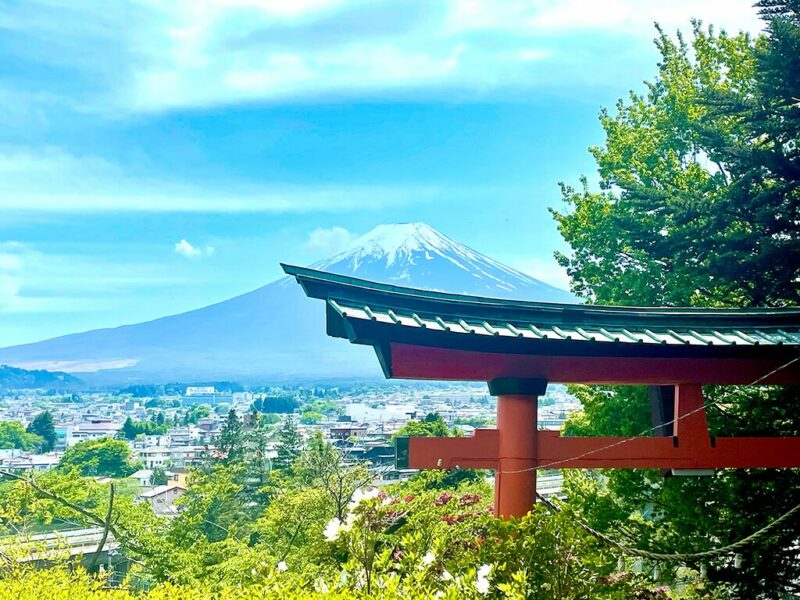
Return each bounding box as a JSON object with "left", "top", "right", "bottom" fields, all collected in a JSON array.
[
  {"left": 217, "top": 409, "right": 243, "bottom": 462},
  {"left": 0, "top": 420, "right": 43, "bottom": 451},
  {"left": 27, "top": 411, "right": 57, "bottom": 452},
  {"left": 552, "top": 6, "right": 800, "bottom": 597},
  {"left": 274, "top": 416, "right": 302, "bottom": 470},
  {"left": 58, "top": 437, "right": 141, "bottom": 478}
]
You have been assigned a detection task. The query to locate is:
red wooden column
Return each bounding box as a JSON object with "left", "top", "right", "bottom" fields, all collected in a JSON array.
[{"left": 488, "top": 378, "right": 548, "bottom": 519}]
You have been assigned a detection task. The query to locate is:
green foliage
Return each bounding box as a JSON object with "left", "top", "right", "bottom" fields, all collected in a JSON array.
[
  {"left": 395, "top": 413, "right": 457, "bottom": 439},
  {"left": 120, "top": 416, "right": 167, "bottom": 440},
  {"left": 301, "top": 399, "right": 345, "bottom": 417},
  {"left": 183, "top": 406, "right": 211, "bottom": 425},
  {"left": 252, "top": 395, "right": 299, "bottom": 414},
  {"left": 151, "top": 466, "right": 169, "bottom": 486},
  {"left": 294, "top": 432, "right": 373, "bottom": 521},
  {"left": 0, "top": 438, "right": 716, "bottom": 599},
  {"left": 0, "top": 420, "right": 44, "bottom": 451},
  {"left": 217, "top": 409, "right": 243, "bottom": 461},
  {"left": 300, "top": 411, "right": 325, "bottom": 425},
  {"left": 26, "top": 411, "right": 57, "bottom": 452},
  {"left": 274, "top": 416, "right": 302, "bottom": 470},
  {"left": 258, "top": 413, "right": 281, "bottom": 425},
  {"left": 451, "top": 416, "right": 495, "bottom": 428},
  {"left": 58, "top": 437, "right": 141, "bottom": 478},
  {"left": 553, "top": 8, "right": 800, "bottom": 597}
]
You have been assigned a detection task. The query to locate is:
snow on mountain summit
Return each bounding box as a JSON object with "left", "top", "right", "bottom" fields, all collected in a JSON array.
[
  {"left": 316, "top": 222, "right": 458, "bottom": 269},
  {"left": 314, "top": 222, "right": 576, "bottom": 303}
]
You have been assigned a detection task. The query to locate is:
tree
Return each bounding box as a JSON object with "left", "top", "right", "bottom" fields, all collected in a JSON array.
[
  {"left": 120, "top": 416, "right": 167, "bottom": 440},
  {"left": 299, "top": 410, "right": 324, "bottom": 425},
  {"left": 27, "top": 411, "right": 57, "bottom": 452},
  {"left": 395, "top": 412, "right": 453, "bottom": 438},
  {"left": 552, "top": 13, "right": 800, "bottom": 597},
  {"left": 694, "top": 0, "right": 800, "bottom": 306},
  {"left": 294, "top": 431, "right": 374, "bottom": 520},
  {"left": 150, "top": 466, "right": 169, "bottom": 486},
  {"left": 58, "top": 438, "right": 141, "bottom": 478},
  {"left": 274, "top": 416, "right": 302, "bottom": 470},
  {"left": 217, "top": 409, "right": 243, "bottom": 462},
  {"left": 0, "top": 420, "right": 43, "bottom": 451},
  {"left": 252, "top": 395, "right": 298, "bottom": 414},
  {"left": 184, "top": 405, "right": 211, "bottom": 425},
  {"left": 121, "top": 416, "right": 137, "bottom": 440}
]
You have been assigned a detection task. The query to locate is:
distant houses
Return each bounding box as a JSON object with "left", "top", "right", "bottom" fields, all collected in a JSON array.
[
  {"left": 0, "top": 449, "right": 61, "bottom": 473},
  {"left": 136, "top": 484, "right": 186, "bottom": 516}
]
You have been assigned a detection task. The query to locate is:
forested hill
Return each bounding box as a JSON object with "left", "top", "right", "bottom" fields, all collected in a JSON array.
[{"left": 0, "top": 364, "right": 81, "bottom": 390}]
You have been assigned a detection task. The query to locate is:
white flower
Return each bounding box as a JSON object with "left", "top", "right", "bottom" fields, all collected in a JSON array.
[
  {"left": 476, "top": 564, "right": 492, "bottom": 595},
  {"left": 476, "top": 576, "right": 490, "bottom": 595},
  {"left": 422, "top": 551, "right": 436, "bottom": 566},
  {"left": 251, "top": 568, "right": 257, "bottom": 576},
  {"left": 442, "top": 570, "right": 453, "bottom": 581},
  {"left": 277, "top": 561, "right": 288, "bottom": 572},
  {"left": 323, "top": 517, "right": 342, "bottom": 542},
  {"left": 314, "top": 579, "right": 330, "bottom": 593},
  {"left": 341, "top": 511, "right": 358, "bottom": 533},
  {"left": 351, "top": 487, "right": 380, "bottom": 506}
]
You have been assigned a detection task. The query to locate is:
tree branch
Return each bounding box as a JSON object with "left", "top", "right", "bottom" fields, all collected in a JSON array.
[{"left": 88, "top": 482, "right": 115, "bottom": 570}]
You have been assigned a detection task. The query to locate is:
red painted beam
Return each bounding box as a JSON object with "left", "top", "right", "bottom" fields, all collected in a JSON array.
[
  {"left": 388, "top": 343, "right": 800, "bottom": 385},
  {"left": 537, "top": 432, "right": 800, "bottom": 469},
  {"left": 408, "top": 429, "right": 498, "bottom": 469},
  {"left": 407, "top": 430, "right": 800, "bottom": 470}
]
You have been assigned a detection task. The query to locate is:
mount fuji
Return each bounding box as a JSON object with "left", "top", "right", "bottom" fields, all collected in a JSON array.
[{"left": 0, "top": 223, "right": 575, "bottom": 384}]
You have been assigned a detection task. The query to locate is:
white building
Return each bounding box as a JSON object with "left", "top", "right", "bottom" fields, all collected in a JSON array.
[
  {"left": 65, "top": 420, "right": 122, "bottom": 446},
  {"left": 137, "top": 484, "right": 186, "bottom": 516},
  {"left": 136, "top": 444, "right": 207, "bottom": 469},
  {"left": 186, "top": 386, "right": 215, "bottom": 396},
  {"left": 0, "top": 452, "right": 61, "bottom": 473}
]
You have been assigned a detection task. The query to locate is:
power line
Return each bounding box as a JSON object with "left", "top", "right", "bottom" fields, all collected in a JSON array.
[{"left": 537, "top": 491, "right": 800, "bottom": 563}]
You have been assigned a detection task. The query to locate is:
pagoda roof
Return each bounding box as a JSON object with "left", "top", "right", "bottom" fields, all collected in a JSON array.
[{"left": 281, "top": 264, "right": 800, "bottom": 385}]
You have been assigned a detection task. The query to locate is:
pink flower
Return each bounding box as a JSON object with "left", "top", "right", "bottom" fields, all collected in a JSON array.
[
  {"left": 458, "top": 493, "right": 482, "bottom": 507},
  {"left": 435, "top": 492, "right": 454, "bottom": 506}
]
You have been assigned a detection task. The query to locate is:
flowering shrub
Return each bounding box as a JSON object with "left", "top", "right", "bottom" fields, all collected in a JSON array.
[{"left": 0, "top": 442, "right": 720, "bottom": 598}]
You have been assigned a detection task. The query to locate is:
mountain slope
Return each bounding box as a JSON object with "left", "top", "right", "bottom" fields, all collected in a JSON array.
[
  {"left": 0, "top": 364, "right": 81, "bottom": 390},
  {"left": 0, "top": 223, "right": 575, "bottom": 383}
]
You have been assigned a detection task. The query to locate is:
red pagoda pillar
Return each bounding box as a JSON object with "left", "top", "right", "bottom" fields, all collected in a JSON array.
[{"left": 488, "top": 378, "right": 547, "bottom": 519}]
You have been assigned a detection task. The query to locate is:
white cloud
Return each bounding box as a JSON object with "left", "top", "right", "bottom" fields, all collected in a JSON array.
[
  {"left": 0, "top": 253, "right": 22, "bottom": 271},
  {"left": 174, "top": 239, "right": 215, "bottom": 258},
  {"left": 0, "top": 0, "right": 766, "bottom": 115},
  {"left": 0, "top": 241, "right": 183, "bottom": 314},
  {"left": 304, "top": 226, "right": 357, "bottom": 255},
  {"left": 0, "top": 274, "right": 21, "bottom": 307},
  {"left": 0, "top": 145, "right": 441, "bottom": 213}
]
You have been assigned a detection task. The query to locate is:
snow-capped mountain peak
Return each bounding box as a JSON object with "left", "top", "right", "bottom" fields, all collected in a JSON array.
[
  {"left": 314, "top": 222, "right": 575, "bottom": 302},
  {"left": 316, "top": 222, "right": 457, "bottom": 269}
]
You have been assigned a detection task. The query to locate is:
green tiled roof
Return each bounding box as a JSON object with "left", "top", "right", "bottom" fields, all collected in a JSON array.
[{"left": 282, "top": 264, "right": 800, "bottom": 349}]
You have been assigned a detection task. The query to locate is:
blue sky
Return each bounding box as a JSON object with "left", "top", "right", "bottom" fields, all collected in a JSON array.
[{"left": 0, "top": 0, "right": 764, "bottom": 346}]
